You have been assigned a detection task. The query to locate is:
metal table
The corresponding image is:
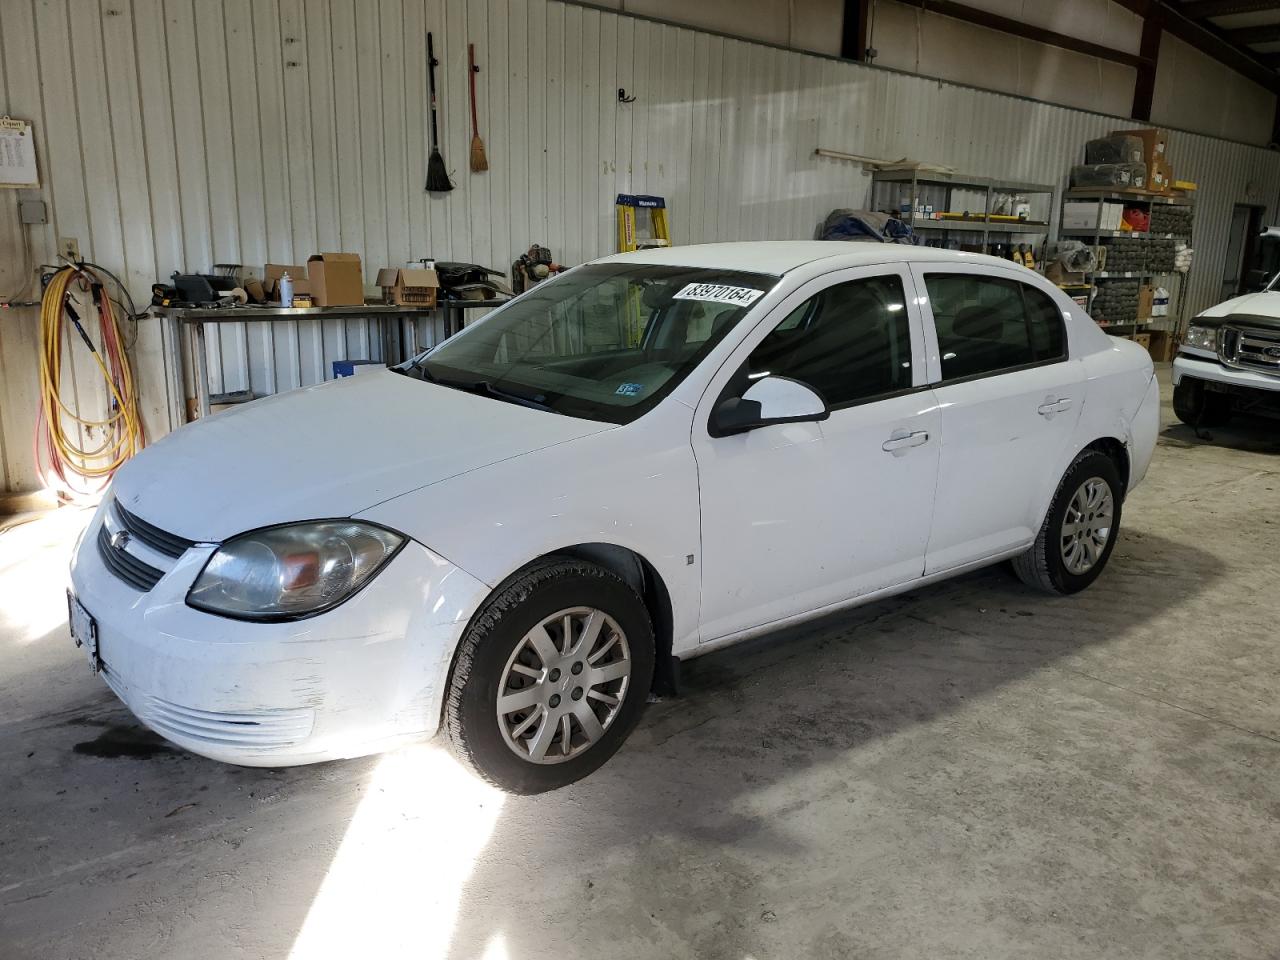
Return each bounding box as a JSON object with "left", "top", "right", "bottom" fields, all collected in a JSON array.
[
  {"left": 160, "top": 304, "right": 441, "bottom": 421},
  {"left": 398, "top": 297, "right": 509, "bottom": 359}
]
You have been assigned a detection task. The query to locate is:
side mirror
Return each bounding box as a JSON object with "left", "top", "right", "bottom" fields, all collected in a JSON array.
[{"left": 709, "top": 376, "right": 829, "bottom": 437}]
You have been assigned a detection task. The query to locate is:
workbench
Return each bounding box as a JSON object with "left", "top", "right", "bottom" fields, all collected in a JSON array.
[{"left": 159, "top": 300, "right": 504, "bottom": 421}]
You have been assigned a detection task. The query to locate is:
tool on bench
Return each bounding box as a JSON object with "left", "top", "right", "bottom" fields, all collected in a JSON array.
[
  {"left": 468, "top": 43, "right": 488, "bottom": 173},
  {"left": 425, "top": 32, "right": 453, "bottom": 192}
]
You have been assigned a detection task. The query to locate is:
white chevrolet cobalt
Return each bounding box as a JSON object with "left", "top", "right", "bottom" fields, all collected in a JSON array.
[{"left": 69, "top": 243, "right": 1159, "bottom": 793}]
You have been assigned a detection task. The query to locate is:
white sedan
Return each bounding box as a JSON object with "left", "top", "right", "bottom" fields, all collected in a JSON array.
[{"left": 69, "top": 242, "right": 1159, "bottom": 793}]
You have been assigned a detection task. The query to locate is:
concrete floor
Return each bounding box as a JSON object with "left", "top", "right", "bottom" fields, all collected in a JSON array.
[{"left": 2, "top": 367, "right": 1278, "bottom": 960}]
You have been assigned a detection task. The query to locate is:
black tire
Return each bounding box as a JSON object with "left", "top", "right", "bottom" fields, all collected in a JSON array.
[
  {"left": 1012, "top": 450, "right": 1123, "bottom": 595},
  {"left": 443, "top": 556, "right": 655, "bottom": 794},
  {"left": 1173, "top": 376, "right": 1232, "bottom": 426}
]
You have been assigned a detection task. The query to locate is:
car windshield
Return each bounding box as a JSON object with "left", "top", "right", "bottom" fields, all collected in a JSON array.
[{"left": 405, "top": 263, "right": 779, "bottom": 424}]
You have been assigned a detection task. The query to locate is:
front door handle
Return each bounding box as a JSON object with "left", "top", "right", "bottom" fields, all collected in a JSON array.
[
  {"left": 1037, "top": 397, "right": 1073, "bottom": 418},
  {"left": 882, "top": 429, "right": 930, "bottom": 455}
]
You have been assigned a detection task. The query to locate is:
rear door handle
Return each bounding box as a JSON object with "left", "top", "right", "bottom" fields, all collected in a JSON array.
[
  {"left": 1037, "top": 397, "right": 1073, "bottom": 418},
  {"left": 882, "top": 429, "right": 930, "bottom": 455}
]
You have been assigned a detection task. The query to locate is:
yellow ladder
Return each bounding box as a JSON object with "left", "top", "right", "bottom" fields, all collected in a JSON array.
[{"left": 616, "top": 194, "right": 671, "bottom": 252}]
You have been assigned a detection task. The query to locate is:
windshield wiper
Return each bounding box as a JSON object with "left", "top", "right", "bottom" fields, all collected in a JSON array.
[{"left": 432, "top": 376, "right": 555, "bottom": 412}]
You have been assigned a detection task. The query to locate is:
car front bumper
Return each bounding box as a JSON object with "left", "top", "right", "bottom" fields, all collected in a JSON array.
[
  {"left": 68, "top": 504, "right": 488, "bottom": 766},
  {"left": 1173, "top": 350, "right": 1280, "bottom": 393}
]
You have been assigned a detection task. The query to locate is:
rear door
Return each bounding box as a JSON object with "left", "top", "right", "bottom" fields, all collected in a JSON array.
[
  {"left": 913, "top": 265, "right": 1084, "bottom": 574},
  {"left": 693, "top": 265, "right": 941, "bottom": 642}
]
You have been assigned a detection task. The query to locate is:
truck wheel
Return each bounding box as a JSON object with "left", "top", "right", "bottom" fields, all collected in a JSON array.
[
  {"left": 1173, "top": 377, "right": 1232, "bottom": 426},
  {"left": 444, "top": 557, "right": 655, "bottom": 795},
  {"left": 1012, "top": 450, "right": 1123, "bottom": 595}
]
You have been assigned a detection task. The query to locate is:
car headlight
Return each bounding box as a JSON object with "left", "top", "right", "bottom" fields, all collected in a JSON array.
[
  {"left": 187, "top": 521, "right": 405, "bottom": 621},
  {"left": 1183, "top": 324, "right": 1218, "bottom": 352}
]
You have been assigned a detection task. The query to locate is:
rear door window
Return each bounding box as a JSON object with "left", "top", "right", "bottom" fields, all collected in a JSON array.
[{"left": 924, "top": 274, "right": 1067, "bottom": 382}]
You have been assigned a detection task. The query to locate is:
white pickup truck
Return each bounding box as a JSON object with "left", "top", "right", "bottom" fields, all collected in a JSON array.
[{"left": 1173, "top": 281, "right": 1280, "bottom": 425}]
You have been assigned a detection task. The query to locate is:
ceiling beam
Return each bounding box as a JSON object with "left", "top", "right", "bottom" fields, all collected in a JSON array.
[
  {"left": 1133, "top": 3, "right": 1165, "bottom": 119},
  {"left": 892, "top": 0, "right": 1150, "bottom": 68},
  {"left": 1225, "top": 21, "right": 1280, "bottom": 41},
  {"left": 1110, "top": 0, "right": 1280, "bottom": 88},
  {"left": 1179, "top": 0, "right": 1280, "bottom": 17},
  {"left": 840, "top": 0, "right": 872, "bottom": 60}
]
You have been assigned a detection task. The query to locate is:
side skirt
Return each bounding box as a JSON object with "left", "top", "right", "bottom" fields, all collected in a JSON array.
[{"left": 679, "top": 545, "right": 1031, "bottom": 662}]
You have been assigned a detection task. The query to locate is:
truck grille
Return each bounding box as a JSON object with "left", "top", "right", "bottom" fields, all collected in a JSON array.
[
  {"left": 1221, "top": 325, "right": 1280, "bottom": 376},
  {"left": 97, "top": 523, "right": 164, "bottom": 591}
]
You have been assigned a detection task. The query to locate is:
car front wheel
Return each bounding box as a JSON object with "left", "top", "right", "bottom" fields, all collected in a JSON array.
[
  {"left": 443, "top": 556, "right": 655, "bottom": 794},
  {"left": 1012, "top": 450, "right": 1123, "bottom": 595}
]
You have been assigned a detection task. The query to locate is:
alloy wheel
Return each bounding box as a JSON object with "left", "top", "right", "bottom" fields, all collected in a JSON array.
[
  {"left": 496, "top": 606, "right": 632, "bottom": 764},
  {"left": 1060, "top": 477, "right": 1114, "bottom": 575}
]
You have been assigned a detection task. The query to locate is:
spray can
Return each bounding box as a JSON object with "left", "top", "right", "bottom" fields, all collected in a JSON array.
[{"left": 279, "top": 272, "right": 294, "bottom": 307}]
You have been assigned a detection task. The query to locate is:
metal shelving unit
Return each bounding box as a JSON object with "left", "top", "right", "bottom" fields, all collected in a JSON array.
[
  {"left": 1058, "top": 191, "right": 1194, "bottom": 339},
  {"left": 871, "top": 170, "right": 1056, "bottom": 253}
]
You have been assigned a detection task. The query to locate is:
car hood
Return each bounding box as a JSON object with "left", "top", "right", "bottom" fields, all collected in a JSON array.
[
  {"left": 1197, "top": 290, "right": 1280, "bottom": 328},
  {"left": 110, "top": 370, "right": 614, "bottom": 541}
]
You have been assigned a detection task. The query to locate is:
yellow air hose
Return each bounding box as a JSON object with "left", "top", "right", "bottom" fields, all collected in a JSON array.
[{"left": 36, "top": 265, "right": 144, "bottom": 496}]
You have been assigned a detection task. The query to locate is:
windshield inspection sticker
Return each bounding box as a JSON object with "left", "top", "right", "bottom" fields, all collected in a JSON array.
[
  {"left": 672, "top": 283, "right": 765, "bottom": 307},
  {"left": 615, "top": 382, "right": 645, "bottom": 397}
]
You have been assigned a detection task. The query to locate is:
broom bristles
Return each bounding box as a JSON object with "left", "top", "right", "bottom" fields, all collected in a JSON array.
[
  {"left": 470, "top": 134, "right": 488, "bottom": 173},
  {"left": 426, "top": 149, "right": 453, "bottom": 192}
]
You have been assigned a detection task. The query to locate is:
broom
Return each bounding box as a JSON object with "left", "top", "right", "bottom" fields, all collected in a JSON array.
[
  {"left": 468, "top": 43, "right": 488, "bottom": 173},
  {"left": 425, "top": 31, "right": 453, "bottom": 192}
]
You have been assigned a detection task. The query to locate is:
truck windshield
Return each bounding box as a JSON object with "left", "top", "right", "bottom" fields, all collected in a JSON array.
[{"left": 407, "top": 263, "right": 778, "bottom": 424}]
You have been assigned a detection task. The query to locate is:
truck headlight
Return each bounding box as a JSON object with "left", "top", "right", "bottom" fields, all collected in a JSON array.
[
  {"left": 1183, "top": 324, "right": 1218, "bottom": 351},
  {"left": 187, "top": 521, "right": 405, "bottom": 621}
]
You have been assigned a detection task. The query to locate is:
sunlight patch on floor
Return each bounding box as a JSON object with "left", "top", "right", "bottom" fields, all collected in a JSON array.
[
  {"left": 288, "top": 743, "right": 506, "bottom": 960},
  {"left": 0, "top": 507, "right": 92, "bottom": 645}
]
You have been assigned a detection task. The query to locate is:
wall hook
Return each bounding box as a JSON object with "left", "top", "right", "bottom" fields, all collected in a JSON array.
[{"left": 617, "top": 88, "right": 636, "bottom": 104}]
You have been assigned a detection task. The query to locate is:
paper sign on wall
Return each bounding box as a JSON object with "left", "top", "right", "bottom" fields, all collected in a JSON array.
[{"left": 0, "top": 117, "right": 39, "bottom": 188}]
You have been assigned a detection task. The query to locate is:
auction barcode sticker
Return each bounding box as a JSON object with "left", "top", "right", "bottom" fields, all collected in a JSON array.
[{"left": 672, "top": 283, "right": 765, "bottom": 307}]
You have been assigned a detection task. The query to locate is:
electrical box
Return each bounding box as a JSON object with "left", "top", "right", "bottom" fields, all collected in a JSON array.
[{"left": 19, "top": 199, "right": 46, "bottom": 224}]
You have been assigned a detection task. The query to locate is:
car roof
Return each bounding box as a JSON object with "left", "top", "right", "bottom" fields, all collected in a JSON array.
[{"left": 592, "top": 241, "right": 1019, "bottom": 276}]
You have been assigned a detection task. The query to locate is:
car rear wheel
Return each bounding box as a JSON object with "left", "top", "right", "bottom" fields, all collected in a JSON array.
[
  {"left": 1173, "top": 376, "right": 1232, "bottom": 426},
  {"left": 1012, "top": 450, "right": 1123, "bottom": 595},
  {"left": 443, "top": 556, "right": 655, "bottom": 794}
]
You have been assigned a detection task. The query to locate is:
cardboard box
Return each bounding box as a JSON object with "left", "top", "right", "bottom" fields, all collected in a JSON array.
[
  {"left": 263, "top": 264, "right": 310, "bottom": 302},
  {"left": 1046, "top": 261, "right": 1087, "bottom": 284},
  {"left": 1147, "top": 329, "right": 1174, "bottom": 362},
  {"left": 1133, "top": 332, "right": 1152, "bottom": 350},
  {"left": 307, "top": 252, "right": 364, "bottom": 306},
  {"left": 1111, "top": 128, "right": 1167, "bottom": 169},
  {"left": 1063, "top": 201, "right": 1122, "bottom": 231},
  {"left": 1150, "top": 158, "right": 1175, "bottom": 195},
  {"left": 376, "top": 267, "right": 440, "bottom": 308},
  {"left": 1138, "top": 283, "right": 1154, "bottom": 321}
]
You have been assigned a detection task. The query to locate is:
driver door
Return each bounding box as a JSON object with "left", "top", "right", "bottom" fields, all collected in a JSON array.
[{"left": 692, "top": 266, "right": 942, "bottom": 643}]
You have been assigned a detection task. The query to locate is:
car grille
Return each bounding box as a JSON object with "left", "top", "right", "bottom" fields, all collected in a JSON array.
[
  {"left": 142, "top": 696, "right": 314, "bottom": 751},
  {"left": 97, "top": 523, "right": 164, "bottom": 591},
  {"left": 1221, "top": 325, "right": 1280, "bottom": 377},
  {"left": 113, "top": 499, "right": 195, "bottom": 558}
]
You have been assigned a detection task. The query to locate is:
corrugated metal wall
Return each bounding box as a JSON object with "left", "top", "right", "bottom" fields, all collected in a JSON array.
[{"left": 1, "top": 0, "right": 1278, "bottom": 492}]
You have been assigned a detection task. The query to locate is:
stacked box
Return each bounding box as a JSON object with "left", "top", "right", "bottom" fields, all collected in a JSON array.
[
  {"left": 1149, "top": 204, "right": 1193, "bottom": 236},
  {"left": 1070, "top": 162, "right": 1147, "bottom": 190},
  {"left": 1085, "top": 135, "right": 1145, "bottom": 165},
  {"left": 1091, "top": 279, "right": 1140, "bottom": 324},
  {"left": 1100, "top": 237, "right": 1146, "bottom": 273},
  {"left": 1148, "top": 238, "right": 1177, "bottom": 272}
]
